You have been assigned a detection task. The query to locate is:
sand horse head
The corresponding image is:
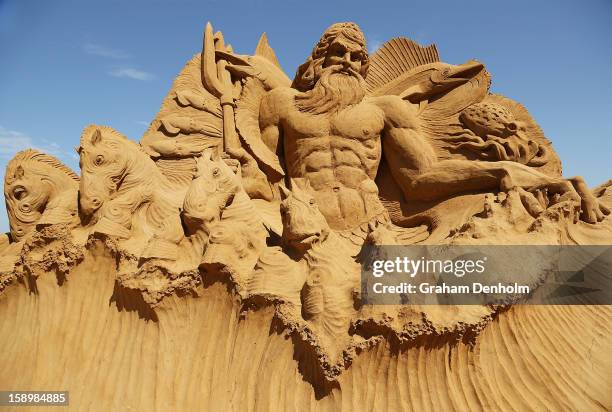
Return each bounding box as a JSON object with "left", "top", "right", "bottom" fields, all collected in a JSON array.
[
  {"left": 279, "top": 178, "right": 330, "bottom": 253},
  {"left": 4, "top": 149, "right": 79, "bottom": 242},
  {"left": 77, "top": 125, "right": 150, "bottom": 220},
  {"left": 182, "top": 147, "right": 241, "bottom": 233}
]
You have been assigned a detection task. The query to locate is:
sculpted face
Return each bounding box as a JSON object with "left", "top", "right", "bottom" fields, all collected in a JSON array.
[
  {"left": 322, "top": 37, "right": 367, "bottom": 78},
  {"left": 78, "top": 129, "right": 127, "bottom": 217},
  {"left": 294, "top": 31, "right": 369, "bottom": 114},
  {"left": 4, "top": 165, "right": 48, "bottom": 241},
  {"left": 292, "top": 22, "right": 369, "bottom": 94},
  {"left": 182, "top": 148, "right": 240, "bottom": 231},
  {"left": 279, "top": 180, "right": 330, "bottom": 253}
]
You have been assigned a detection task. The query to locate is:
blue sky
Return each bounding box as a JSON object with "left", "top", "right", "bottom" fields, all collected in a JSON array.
[{"left": 1, "top": 0, "right": 611, "bottom": 233}]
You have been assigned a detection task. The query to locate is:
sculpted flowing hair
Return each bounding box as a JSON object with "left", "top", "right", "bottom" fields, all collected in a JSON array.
[{"left": 291, "top": 22, "right": 369, "bottom": 92}]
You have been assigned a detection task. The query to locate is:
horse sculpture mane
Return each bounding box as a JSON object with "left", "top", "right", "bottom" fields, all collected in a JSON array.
[
  {"left": 79, "top": 125, "right": 148, "bottom": 154},
  {"left": 6, "top": 149, "right": 79, "bottom": 183}
]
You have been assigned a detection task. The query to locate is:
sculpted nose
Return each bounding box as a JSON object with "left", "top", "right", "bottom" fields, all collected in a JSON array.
[
  {"left": 342, "top": 52, "right": 352, "bottom": 65},
  {"left": 79, "top": 193, "right": 102, "bottom": 215}
]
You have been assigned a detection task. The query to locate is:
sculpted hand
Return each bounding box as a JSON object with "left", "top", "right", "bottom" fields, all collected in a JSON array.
[
  {"left": 518, "top": 177, "right": 609, "bottom": 223},
  {"left": 569, "top": 176, "right": 610, "bottom": 223},
  {"left": 223, "top": 147, "right": 274, "bottom": 201},
  {"left": 216, "top": 50, "right": 291, "bottom": 90}
]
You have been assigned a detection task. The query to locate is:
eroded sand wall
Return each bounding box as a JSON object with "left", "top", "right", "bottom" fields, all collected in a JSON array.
[{"left": 0, "top": 246, "right": 610, "bottom": 411}]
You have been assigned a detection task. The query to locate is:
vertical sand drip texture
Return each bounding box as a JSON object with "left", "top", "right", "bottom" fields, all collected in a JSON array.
[{"left": 0, "top": 249, "right": 610, "bottom": 411}]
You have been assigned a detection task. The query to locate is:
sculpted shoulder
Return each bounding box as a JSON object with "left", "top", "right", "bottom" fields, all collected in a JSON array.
[
  {"left": 367, "top": 95, "right": 420, "bottom": 130},
  {"left": 260, "top": 87, "right": 299, "bottom": 123}
]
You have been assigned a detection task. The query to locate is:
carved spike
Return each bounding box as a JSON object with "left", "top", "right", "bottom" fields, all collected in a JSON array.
[
  {"left": 14, "top": 165, "right": 24, "bottom": 179},
  {"left": 201, "top": 147, "right": 215, "bottom": 161},
  {"left": 90, "top": 129, "right": 102, "bottom": 145},
  {"left": 278, "top": 184, "right": 291, "bottom": 200},
  {"left": 366, "top": 37, "right": 440, "bottom": 93},
  {"left": 201, "top": 22, "right": 224, "bottom": 97},
  {"left": 255, "top": 32, "right": 282, "bottom": 69},
  {"left": 289, "top": 177, "right": 312, "bottom": 192}
]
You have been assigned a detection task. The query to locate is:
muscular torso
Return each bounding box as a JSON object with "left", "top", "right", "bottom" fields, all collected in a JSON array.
[{"left": 267, "top": 89, "right": 389, "bottom": 230}]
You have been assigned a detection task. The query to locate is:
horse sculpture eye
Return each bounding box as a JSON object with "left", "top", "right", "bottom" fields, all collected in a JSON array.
[
  {"left": 13, "top": 186, "right": 26, "bottom": 200},
  {"left": 94, "top": 155, "right": 104, "bottom": 166},
  {"left": 212, "top": 167, "right": 220, "bottom": 177},
  {"left": 309, "top": 199, "right": 316, "bottom": 206}
]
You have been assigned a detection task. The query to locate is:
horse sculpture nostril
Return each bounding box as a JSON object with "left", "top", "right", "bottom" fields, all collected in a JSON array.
[{"left": 79, "top": 194, "right": 103, "bottom": 216}]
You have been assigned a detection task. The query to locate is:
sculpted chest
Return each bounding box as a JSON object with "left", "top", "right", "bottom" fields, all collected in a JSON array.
[
  {"left": 330, "top": 103, "right": 385, "bottom": 142},
  {"left": 283, "top": 102, "right": 385, "bottom": 143}
]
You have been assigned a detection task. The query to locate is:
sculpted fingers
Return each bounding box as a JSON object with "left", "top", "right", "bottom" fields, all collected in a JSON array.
[
  {"left": 225, "top": 64, "right": 257, "bottom": 79},
  {"left": 226, "top": 147, "right": 250, "bottom": 161},
  {"left": 567, "top": 176, "right": 610, "bottom": 223},
  {"left": 583, "top": 198, "right": 609, "bottom": 223},
  {"left": 215, "top": 50, "right": 250, "bottom": 66},
  {"left": 581, "top": 200, "right": 599, "bottom": 224},
  {"left": 517, "top": 187, "right": 544, "bottom": 217},
  {"left": 226, "top": 147, "right": 259, "bottom": 171},
  {"left": 220, "top": 151, "right": 241, "bottom": 174}
]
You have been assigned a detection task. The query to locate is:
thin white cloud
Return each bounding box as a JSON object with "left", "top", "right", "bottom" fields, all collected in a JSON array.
[
  {"left": 0, "top": 126, "right": 75, "bottom": 164},
  {"left": 135, "top": 120, "right": 150, "bottom": 127},
  {"left": 366, "top": 34, "right": 382, "bottom": 54},
  {"left": 413, "top": 31, "right": 430, "bottom": 46},
  {"left": 83, "top": 43, "right": 130, "bottom": 59},
  {"left": 109, "top": 68, "right": 155, "bottom": 81},
  {"left": 0, "top": 126, "right": 39, "bottom": 157}
]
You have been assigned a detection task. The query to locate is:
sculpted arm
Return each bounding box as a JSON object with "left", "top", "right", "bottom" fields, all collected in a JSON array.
[
  {"left": 381, "top": 96, "right": 509, "bottom": 201},
  {"left": 380, "top": 97, "right": 607, "bottom": 222},
  {"left": 259, "top": 90, "right": 283, "bottom": 157},
  {"left": 222, "top": 90, "right": 283, "bottom": 201}
]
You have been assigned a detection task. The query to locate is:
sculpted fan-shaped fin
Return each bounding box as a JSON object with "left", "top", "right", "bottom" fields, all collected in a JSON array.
[
  {"left": 140, "top": 54, "right": 224, "bottom": 193},
  {"left": 366, "top": 37, "right": 440, "bottom": 94},
  {"left": 255, "top": 33, "right": 282, "bottom": 69}
]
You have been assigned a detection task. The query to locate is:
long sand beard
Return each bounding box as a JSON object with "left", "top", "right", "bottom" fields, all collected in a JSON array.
[{"left": 295, "top": 66, "right": 367, "bottom": 115}]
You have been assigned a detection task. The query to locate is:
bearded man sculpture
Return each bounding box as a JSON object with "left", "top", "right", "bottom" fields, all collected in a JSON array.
[
  {"left": 2, "top": 19, "right": 612, "bottom": 408},
  {"left": 246, "top": 22, "right": 607, "bottom": 235}
]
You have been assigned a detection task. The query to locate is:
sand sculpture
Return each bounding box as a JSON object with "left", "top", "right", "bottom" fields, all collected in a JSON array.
[{"left": 1, "top": 22, "right": 611, "bottom": 410}]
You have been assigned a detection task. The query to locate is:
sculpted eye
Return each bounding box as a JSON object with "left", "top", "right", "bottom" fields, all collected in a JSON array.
[
  {"left": 212, "top": 167, "right": 220, "bottom": 177},
  {"left": 13, "top": 186, "right": 26, "bottom": 200},
  {"left": 94, "top": 155, "right": 104, "bottom": 166},
  {"left": 309, "top": 199, "right": 316, "bottom": 206},
  {"left": 331, "top": 46, "right": 345, "bottom": 57}
]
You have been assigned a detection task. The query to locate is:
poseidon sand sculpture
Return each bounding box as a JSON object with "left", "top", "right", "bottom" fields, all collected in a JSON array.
[{"left": 1, "top": 22, "right": 611, "bottom": 410}]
